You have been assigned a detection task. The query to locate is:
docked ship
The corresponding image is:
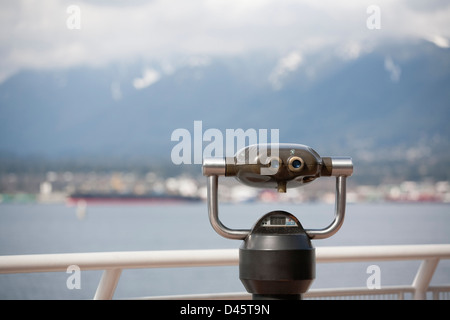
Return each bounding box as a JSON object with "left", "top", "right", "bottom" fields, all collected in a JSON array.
[{"left": 66, "top": 191, "right": 201, "bottom": 205}]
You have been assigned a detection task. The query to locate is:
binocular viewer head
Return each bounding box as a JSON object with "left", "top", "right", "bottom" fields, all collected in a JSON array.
[{"left": 203, "top": 143, "right": 353, "bottom": 193}]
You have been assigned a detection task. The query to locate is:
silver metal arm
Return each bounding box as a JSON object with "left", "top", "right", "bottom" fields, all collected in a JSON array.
[
  {"left": 203, "top": 158, "right": 249, "bottom": 239},
  {"left": 207, "top": 175, "right": 250, "bottom": 240},
  {"left": 304, "top": 157, "right": 353, "bottom": 239},
  {"left": 305, "top": 175, "right": 347, "bottom": 239}
]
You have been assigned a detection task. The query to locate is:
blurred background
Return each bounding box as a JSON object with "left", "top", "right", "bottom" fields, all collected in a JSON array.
[
  {"left": 0, "top": 0, "right": 449, "bottom": 203},
  {"left": 1, "top": 0, "right": 450, "bottom": 300}
]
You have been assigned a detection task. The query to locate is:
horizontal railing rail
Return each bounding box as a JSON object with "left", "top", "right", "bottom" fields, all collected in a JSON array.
[{"left": 1, "top": 244, "right": 449, "bottom": 300}]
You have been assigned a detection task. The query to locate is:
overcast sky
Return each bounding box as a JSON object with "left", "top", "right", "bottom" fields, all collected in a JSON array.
[{"left": 1, "top": 0, "right": 449, "bottom": 84}]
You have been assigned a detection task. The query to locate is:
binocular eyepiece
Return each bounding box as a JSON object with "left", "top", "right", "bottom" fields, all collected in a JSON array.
[{"left": 203, "top": 143, "right": 353, "bottom": 193}]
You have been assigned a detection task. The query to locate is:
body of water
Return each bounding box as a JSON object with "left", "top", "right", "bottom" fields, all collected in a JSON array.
[{"left": 0, "top": 202, "right": 449, "bottom": 299}]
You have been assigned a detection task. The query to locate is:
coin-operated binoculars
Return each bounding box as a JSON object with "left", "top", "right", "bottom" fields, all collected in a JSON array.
[{"left": 202, "top": 144, "right": 353, "bottom": 300}]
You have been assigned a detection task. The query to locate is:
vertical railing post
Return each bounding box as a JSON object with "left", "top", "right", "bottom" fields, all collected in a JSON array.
[
  {"left": 94, "top": 268, "right": 122, "bottom": 300},
  {"left": 412, "top": 258, "right": 439, "bottom": 300}
]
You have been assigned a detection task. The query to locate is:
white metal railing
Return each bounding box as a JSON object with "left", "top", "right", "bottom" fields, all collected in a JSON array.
[{"left": 1, "top": 244, "right": 449, "bottom": 300}]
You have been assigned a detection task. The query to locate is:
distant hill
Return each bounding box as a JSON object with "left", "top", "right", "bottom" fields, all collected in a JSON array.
[{"left": 0, "top": 40, "right": 449, "bottom": 183}]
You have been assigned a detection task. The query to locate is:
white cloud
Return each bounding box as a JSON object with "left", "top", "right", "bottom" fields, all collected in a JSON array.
[
  {"left": 426, "top": 35, "right": 450, "bottom": 48},
  {"left": 280, "top": 52, "right": 303, "bottom": 72},
  {"left": 0, "top": 0, "right": 449, "bottom": 83},
  {"left": 110, "top": 81, "right": 122, "bottom": 101},
  {"left": 384, "top": 56, "right": 401, "bottom": 82},
  {"left": 338, "top": 42, "right": 364, "bottom": 61},
  {"left": 186, "top": 56, "right": 211, "bottom": 68},
  {"left": 133, "top": 68, "right": 161, "bottom": 90},
  {"left": 269, "top": 51, "right": 302, "bottom": 90},
  {"left": 160, "top": 60, "right": 176, "bottom": 75}
]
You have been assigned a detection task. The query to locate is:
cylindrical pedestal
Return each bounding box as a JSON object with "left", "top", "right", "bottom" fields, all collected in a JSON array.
[{"left": 239, "top": 211, "right": 315, "bottom": 300}]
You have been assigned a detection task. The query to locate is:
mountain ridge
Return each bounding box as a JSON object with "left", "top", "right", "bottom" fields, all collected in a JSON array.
[{"left": 0, "top": 41, "right": 449, "bottom": 181}]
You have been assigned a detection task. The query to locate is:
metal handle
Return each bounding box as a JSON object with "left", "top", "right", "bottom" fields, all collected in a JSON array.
[
  {"left": 306, "top": 157, "right": 352, "bottom": 239},
  {"left": 203, "top": 156, "right": 353, "bottom": 240},
  {"left": 207, "top": 175, "right": 250, "bottom": 240},
  {"left": 305, "top": 175, "right": 347, "bottom": 239}
]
